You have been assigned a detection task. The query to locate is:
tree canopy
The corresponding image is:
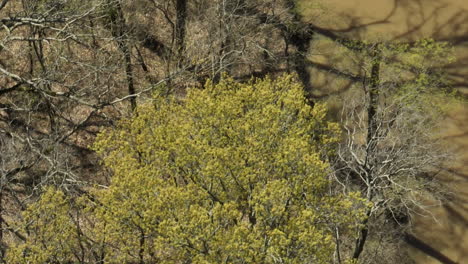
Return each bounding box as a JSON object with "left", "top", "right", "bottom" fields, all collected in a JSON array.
[{"left": 7, "top": 75, "right": 367, "bottom": 264}]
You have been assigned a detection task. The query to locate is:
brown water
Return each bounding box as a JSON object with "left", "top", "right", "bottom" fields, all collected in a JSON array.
[{"left": 299, "top": 0, "right": 468, "bottom": 263}]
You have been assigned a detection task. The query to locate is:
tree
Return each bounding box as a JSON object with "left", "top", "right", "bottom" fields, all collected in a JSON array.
[
  {"left": 7, "top": 75, "right": 367, "bottom": 263},
  {"left": 0, "top": 1, "right": 115, "bottom": 258},
  {"left": 330, "top": 40, "right": 457, "bottom": 263},
  {"left": 0, "top": 1, "right": 328, "bottom": 257}
]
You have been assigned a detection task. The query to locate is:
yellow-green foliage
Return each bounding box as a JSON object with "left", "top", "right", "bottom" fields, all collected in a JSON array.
[
  {"left": 6, "top": 188, "right": 82, "bottom": 264},
  {"left": 8, "top": 75, "right": 366, "bottom": 263}
]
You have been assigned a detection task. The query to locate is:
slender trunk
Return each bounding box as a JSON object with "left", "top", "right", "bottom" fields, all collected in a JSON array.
[
  {"left": 366, "top": 46, "right": 382, "bottom": 144},
  {"left": 175, "top": 0, "right": 187, "bottom": 63},
  {"left": 352, "top": 209, "right": 372, "bottom": 260},
  {"left": 284, "top": 0, "right": 314, "bottom": 105},
  {"left": 353, "top": 47, "right": 381, "bottom": 261},
  {"left": 123, "top": 45, "right": 136, "bottom": 111},
  {"left": 108, "top": 0, "right": 137, "bottom": 111},
  {"left": 290, "top": 33, "right": 312, "bottom": 98},
  {"left": 0, "top": 0, "right": 9, "bottom": 11},
  {"left": 334, "top": 226, "right": 342, "bottom": 264},
  {"left": 138, "top": 228, "right": 145, "bottom": 264},
  {"left": 136, "top": 47, "right": 148, "bottom": 72}
]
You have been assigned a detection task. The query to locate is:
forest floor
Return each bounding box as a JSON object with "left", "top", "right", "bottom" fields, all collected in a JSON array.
[
  {"left": 299, "top": 0, "right": 468, "bottom": 262},
  {"left": 412, "top": 102, "right": 468, "bottom": 263}
]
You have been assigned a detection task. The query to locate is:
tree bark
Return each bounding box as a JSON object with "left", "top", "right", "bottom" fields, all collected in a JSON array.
[
  {"left": 289, "top": 32, "right": 313, "bottom": 99},
  {"left": 108, "top": 0, "right": 137, "bottom": 111},
  {"left": 283, "top": 0, "right": 314, "bottom": 100},
  {"left": 366, "top": 46, "right": 382, "bottom": 144},
  {"left": 352, "top": 47, "right": 381, "bottom": 261},
  {"left": 175, "top": 0, "right": 187, "bottom": 62},
  {"left": 352, "top": 209, "right": 371, "bottom": 260}
]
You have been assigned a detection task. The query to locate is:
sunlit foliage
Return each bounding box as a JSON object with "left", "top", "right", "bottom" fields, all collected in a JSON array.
[{"left": 7, "top": 75, "right": 367, "bottom": 263}]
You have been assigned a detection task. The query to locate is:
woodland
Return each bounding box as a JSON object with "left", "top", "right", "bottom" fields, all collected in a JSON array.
[{"left": 0, "top": 0, "right": 466, "bottom": 263}]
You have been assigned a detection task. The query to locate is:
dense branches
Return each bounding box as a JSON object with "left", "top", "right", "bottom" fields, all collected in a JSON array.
[
  {"left": 0, "top": 1, "right": 461, "bottom": 263},
  {"left": 331, "top": 40, "right": 455, "bottom": 262},
  {"left": 7, "top": 75, "right": 367, "bottom": 263}
]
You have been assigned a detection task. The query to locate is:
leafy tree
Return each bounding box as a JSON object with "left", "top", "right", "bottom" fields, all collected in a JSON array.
[
  {"left": 6, "top": 188, "right": 86, "bottom": 264},
  {"left": 7, "top": 75, "right": 367, "bottom": 263}
]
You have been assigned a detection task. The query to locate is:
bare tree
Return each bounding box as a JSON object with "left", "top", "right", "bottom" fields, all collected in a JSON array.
[
  {"left": 331, "top": 41, "right": 454, "bottom": 263},
  {"left": 0, "top": 0, "right": 150, "bottom": 254}
]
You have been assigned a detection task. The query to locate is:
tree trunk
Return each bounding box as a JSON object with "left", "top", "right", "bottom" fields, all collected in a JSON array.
[
  {"left": 353, "top": 47, "right": 381, "bottom": 261},
  {"left": 284, "top": 0, "right": 314, "bottom": 105},
  {"left": 352, "top": 209, "right": 372, "bottom": 260},
  {"left": 366, "top": 46, "right": 382, "bottom": 144},
  {"left": 289, "top": 32, "right": 313, "bottom": 97},
  {"left": 108, "top": 0, "right": 137, "bottom": 111},
  {"left": 175, "top": 0, "right": 187, "bottom": 62}
]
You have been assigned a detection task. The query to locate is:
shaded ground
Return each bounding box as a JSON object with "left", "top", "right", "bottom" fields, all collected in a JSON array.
[
  {"left": 412, "top": 103, "right": 468, "bottom": 264},
  {"left": 299, "top": 0, "right": 468, "bottom": 262}
]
